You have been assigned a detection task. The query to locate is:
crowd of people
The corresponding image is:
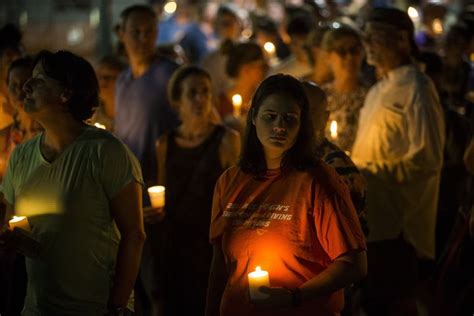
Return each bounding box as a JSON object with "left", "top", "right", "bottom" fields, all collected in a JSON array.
[{"left": 0, "top": 1, "right": 473, "bottom": 316}]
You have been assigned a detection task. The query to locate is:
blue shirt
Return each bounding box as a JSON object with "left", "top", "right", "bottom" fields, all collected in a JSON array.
[{"left": 115, "top": 57, "right": 179, "bottom": 184}]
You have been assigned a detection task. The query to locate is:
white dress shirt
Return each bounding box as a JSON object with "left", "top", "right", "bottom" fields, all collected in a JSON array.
[{"left": 352, "top": 64, "right": 445, "bottom": 259}]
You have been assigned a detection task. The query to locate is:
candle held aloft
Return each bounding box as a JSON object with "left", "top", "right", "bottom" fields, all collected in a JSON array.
[
  {"left": 330, "top": 120, "right": 338, "bottom": 139},
  {"left": 232, "top": 94, "right": 242, "bottom": 118},
  {"left": 248, "top": 266, "right": 270, "bottom": 300},
  {"left": 147, "top": 186, "right": 165, "bottom": 208},
  {"left": 9, "top": 216, "right": 31, "bottom": 232}
]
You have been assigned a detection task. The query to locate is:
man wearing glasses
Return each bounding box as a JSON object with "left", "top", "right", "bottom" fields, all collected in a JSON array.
[{"left": 351, "top": 7, "right": 445, "bottom": 316}]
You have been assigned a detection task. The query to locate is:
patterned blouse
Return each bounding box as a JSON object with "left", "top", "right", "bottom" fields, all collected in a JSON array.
[
  {"left": 321, "top": 138, "right": 369, "bottom": 237},
  {"left": 324, "top": 84, "right": 368, "bottom": 152}
]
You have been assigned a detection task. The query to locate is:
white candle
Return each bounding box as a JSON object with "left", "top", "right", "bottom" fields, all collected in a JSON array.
[
  {"left": 248, "top": 266, "right": 270, "bottom": 300},
  {"left": 232, "top": 94, "right": 242, "bottom": 118},
  {"left": 330, "top": 120, "right": 338, "bottom": 140},
  {"left": 9, "top": 216, "right": 31, "bottom": 232},
  {"left": 147, "top": 186, "right": 165, "bottom": 208}
]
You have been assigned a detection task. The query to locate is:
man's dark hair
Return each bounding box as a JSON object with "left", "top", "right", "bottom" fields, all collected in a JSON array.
[
  {"left": 33, "top": 50, "right": 99, "bottom": 121},
  {"left": 120, "top": 5, "right": 156, "bottom": 29},
  {"left": 286, "top": 13, "right": 315, "bottom": 38},
  {"left": 365, "top": 7, "right": 419, "bottom": 57},
  {"left": 7, "top": 55, "right": 34, "bottom": 84},
  {"left": 226, "top": 42, "right": 264, "bottom": 78},
  {"left": 239, "top": 74, "right": 319, "bottom": 177}
]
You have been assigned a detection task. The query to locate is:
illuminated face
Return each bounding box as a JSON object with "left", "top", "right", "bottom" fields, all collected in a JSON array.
[
  {"left": 23, "top": 63, "right": 66, "bottom": 117},
  {"left": 177, "top": 74, "right": 212, "bottom": 121},
  {"left": 120, "top": 11, "right": 157, "bottom": 61},
  {"left": 8, "top": 66, "right": 32, "bottom": 111},
  {"left": 253, "top": 93, "right": 301, "bottom": 159}
]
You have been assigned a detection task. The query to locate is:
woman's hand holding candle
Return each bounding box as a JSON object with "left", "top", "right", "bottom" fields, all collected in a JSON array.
[
  {"left": 145, "top": 186, "right": 166, "bottom": 224},
  {"left": 248, "top": 266, "right": 270, "bottom": 300},
  {"left": 252, "top": 286, "right": 294, "bottom": 308}
]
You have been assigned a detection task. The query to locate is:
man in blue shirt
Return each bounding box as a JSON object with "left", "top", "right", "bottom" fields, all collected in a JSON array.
[
  {"left": 116, "top": 5, "right": 179, "bottom": 315},
  {"left": 116, "top": 5, "right": 179, "bottom": 186}
]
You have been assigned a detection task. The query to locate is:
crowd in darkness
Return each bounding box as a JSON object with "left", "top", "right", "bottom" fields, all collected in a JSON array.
[{"left": 0, "top": 1, "right": 473, "bottom": 316}]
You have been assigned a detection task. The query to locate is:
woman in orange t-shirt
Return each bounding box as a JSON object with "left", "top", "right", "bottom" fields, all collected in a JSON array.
[{"left": 206, "top": 74, "right": 367, "bottom": 316}]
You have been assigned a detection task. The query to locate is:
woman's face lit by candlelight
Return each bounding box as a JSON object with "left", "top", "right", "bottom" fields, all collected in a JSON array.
[{"left": 253, "top": 93, "right": 301, "bottom": 160}]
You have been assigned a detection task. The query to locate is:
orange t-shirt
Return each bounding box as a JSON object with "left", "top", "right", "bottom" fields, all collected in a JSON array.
[{"left": 210, "top": 164, "right": 366, "bottom": 316}]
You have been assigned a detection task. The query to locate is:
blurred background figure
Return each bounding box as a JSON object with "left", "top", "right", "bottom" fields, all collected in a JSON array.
[
  {"left": 440, "top": 22, "right": 472, "bottom": 116},
  {"left": 156, "top": 65, "right": 240, "bottom": 316},
  {"left": 321, "top": 24, "right": 367, "bottom": 152},
  {"left": 90, "top": 55, "right": 127, "bottom": 132},
  {"left": 270, "top": 11, "right": 314, "bottom": 78},
  {"left": 201, "top": 4, "right": 243, "bottom": 99},
  {"left": 304, "top": 25, "right": 332, "bottom": 85},
  {"left": 0, "top": 23, "right": 24, "bottom": 178},
  {"left": 115, "top": 5, "right": 180, "bottom": 315},
  {"left": 216, "top": 41, "right": 268, "bottom": 132},
  {"left": 252, "top": 14, "right": 291, "bottom": 62},
  {"left": 352, "top": 8, "right": 445, "bottom": 316}
]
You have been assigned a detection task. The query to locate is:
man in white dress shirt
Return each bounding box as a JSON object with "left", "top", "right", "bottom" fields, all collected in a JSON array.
[{"left": 351, "top": 7, "right": 445, "bottom": 316}]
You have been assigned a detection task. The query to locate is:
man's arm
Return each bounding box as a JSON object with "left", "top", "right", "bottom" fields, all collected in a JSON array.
[{"left": 108, "top": 181, "right": 146, "bottom": 309}]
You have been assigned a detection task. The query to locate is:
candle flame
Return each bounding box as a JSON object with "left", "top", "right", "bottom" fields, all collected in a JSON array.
[
  {"left": 148, "top": 185, "right": 165, "bottom": 193},
  {"left": 432, "top": 19, "right": 443, "bottom": 35},
  {"left": 232, "top": 94, "right": 242, "bottom": 107},
  {"left": 256, "top": 266, "right": 262, "bottom": 272},
  {"left": 407, "top": 7, "right": 419, "bottom": 19},
  {"left": 94, "top": 122, "right": 106, "bottom": 130},
  {"left": 10, "top": 216, "right": 27, "bottom": 223},
  {"left": 330, "top": 120, "right": 338, "bottom": 138},
  {"left": 263, "top": 42, "right": 276, "bottom": 54}
]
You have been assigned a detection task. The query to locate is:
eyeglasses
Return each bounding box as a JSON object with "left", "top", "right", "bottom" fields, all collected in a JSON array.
[{"left": 333, "top": 46, "right": 362, "bottom": 57}]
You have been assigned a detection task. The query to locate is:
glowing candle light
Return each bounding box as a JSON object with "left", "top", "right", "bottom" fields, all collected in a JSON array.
[
  {"left": 330, "top": 120, "right": 338, "bottom": 140},
  {"left": 408, "top": 7, "right": 419, "bottom": 20},
  {"left": 147, "top": 186, "right": 165, "bottom": 208},
  {"left": 248, "top": 266, "right": 270, "bottom": 300},
  {"left": 94, "top": 122, "right": 106, "bottom": 130},
  {"left": 263, "top": 42, "right": 276, "bottom": 59},
  {"left": 232, "top": 94, "right": 242, "bottom": 118},
  {"left": 164, "top": 1, "right": 177, "bottom": 14},
  {"left": 9, "top": 216, "right": 31, "bottom": 232},
  {"left": 432, "top": 18, "right": 443, "bottom": 35}
]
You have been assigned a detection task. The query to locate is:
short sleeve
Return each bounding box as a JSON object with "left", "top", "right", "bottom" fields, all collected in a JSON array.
[
  {"left": 100, "top": 139, "right": 144, "bottom": 200},
  {"left": 1, "top": 147, "right": 18, "bottom": 205},
  {"left": 313, "top": 170, "right": 366, "bottom": 261}
]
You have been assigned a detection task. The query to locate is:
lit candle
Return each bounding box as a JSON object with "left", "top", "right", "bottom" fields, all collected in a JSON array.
[
  {"left": 232, "top": 94, "right": 242, "bottom": 118},
  {"left": 432, "top": 18, "right": 443, "bottom": 35},
  {"left": 330, "top": 120, "right": 338, "bottom": 140},
  {"left": 94, "top": 122, "right": 106, "bottom": 130},
  {"left": 9, "top": 216, "right": 31, "bottom": 232},
  {"left": 263, "top": 42, "right": 276, "bottom": 60},
  {"left": 248, "top": 266, "right": 270, "bottom": 300},
  {"left": 147, "top": 186, "right": 165, "bottom": 208}
]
